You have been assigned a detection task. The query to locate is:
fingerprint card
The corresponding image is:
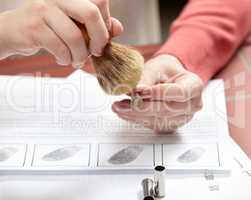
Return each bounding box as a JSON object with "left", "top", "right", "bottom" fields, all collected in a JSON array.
[
  {"left": 98, "top": 144, "right": 155, "bottom": 167},
  {"left": 32, "top": 144, "right": 90, "bottom": 167},
  {"left": 0, "top": 144, "right": 27, "bottom": 167},
  {"left": 163, "top": 143, "right": 219, "bottom": 167}
]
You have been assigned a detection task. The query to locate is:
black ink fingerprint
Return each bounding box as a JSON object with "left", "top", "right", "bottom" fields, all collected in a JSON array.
[
  {"left": 177, "top": 147, "right": 206, "bottom": 163},
  {"left": 42, "top": 146, "right": 82, "bottom": 161},
  {"left": 0, "top": 147, "right": 18, "bottom": 162},
  {"left": 108, "top": 145, "right": 144, "bottom": 165}
]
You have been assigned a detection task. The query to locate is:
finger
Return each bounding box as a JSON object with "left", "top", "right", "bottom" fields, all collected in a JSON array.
[
  {"left": 135, "top": 59, "right": 168, "bottom": 93},
  {"left": 53, "top": 0, "right": 109, "bottom": 56},
  {"left": 150, "top": 83, "right": 188, "bottom": 102},
  {"left": 88, "top": 1, "right": 124, "bottom": 36},
  {"left": 176, "top": 72, "right": 204, "bottom": 99},
  {"left": 150, "top": 73, "right": 203, "bottom": 102},
  {"left": 43, "top": 6, "right": 88, "bottom": 67},
  {"left": 36, "top": 24, "right": 71, "bottom": 65},
  {"left": 90, "top": 0, "right": 111, "bottom": 29},
  {"left": 136, "top": 69, "right": 157, "bottom": 90},
  {"left": 112, "top": 98, "right": 202, "bottom": 118},
  {"left": 110, "top": 17, "right": 124, "bottom": 37}
]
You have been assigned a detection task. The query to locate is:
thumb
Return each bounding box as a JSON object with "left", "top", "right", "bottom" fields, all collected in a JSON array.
[
  {"left": 135, "top": 66, "right": 170, "bottom": 96},
  {"left": 110, "top": 18, "right": 124, "bottom": 37},
  {"left": 133, "top": 69, "right": 157, "bottom": 95}
]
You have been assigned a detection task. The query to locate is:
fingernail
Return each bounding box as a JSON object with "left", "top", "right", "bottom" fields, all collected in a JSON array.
[
  {"left": 73, "top": 62, "right": 84, "bottom": 69},
  {"left": 56, "top": 59, "right": 69, "bottom": 66},
  {"left": 141, "top": 88, "right": 151, "bottom": 95},
  {"left": 57, "top": 62, "right": 68, "bottom": 67},
  {"left": 91, "top": 48, "right": 102, "bottom": 57},
  {"left": 113, "top": 102, "right": 131, "bottom": 113},
  {"left": 118, "top": 102, "right": 130, "bottom": 109},
  {"left": 92, "top": 52, "right": 102, "bottom": 57}
]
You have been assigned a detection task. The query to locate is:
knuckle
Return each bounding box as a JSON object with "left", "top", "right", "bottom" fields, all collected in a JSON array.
[
  {"left": 177, "top": 96, "right": 188, "bottom": 103},
  {"left": 195, "top": 100, "right": 203, "bottom": 111},
  {"left": 50, "top": 40, "right": 69, "bottom": 59},
  {"left": 95, "top": 0, "right": 108, "bottom": 8},
  {"left": 191, "top": 72, "right": 204, "bottom": 89},
  {"left": 56, "top": 44, "right": 69, "bottom": 58},
  {"left": 180, "top": 87, "right": 190, "bottom": 101},
  {"left": 186, "top": 115, "right": 194, "bottom": 123},
  {"left": 98, "top": 0, "right": 108, "bottom": 5},
  {"left": 85, "top": 5, "right": 100, "bottom": 22},
  {"left": 98, "top": 33, "right": 109, "bottom": 46},
  {"left": 183, "top": 92, "right": 190, "bottom": 102},
  {"left": 173, "top": 84, "right": 188, "bottom": 102},
  {"left": 29, "top": 1, "right": 49, "bottom": 14},
  {"left": 24, "top": 19, "right": 44, "bottom": 46},
  {"left": 24, "top": 2, "right": 50, "bottom": 31},
  {"left": 195, "top": 80, "right": 204, "bottom": 93},
  {"left": 71, "top": 29, "right": 84, "bottom": 44},
  {"left": 26, "top": 17, "right": 43, "bottom": 31}
]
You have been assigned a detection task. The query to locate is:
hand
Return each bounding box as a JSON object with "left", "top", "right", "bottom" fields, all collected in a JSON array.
[
  {"left": 0, "top": 0, "right": 123, "bottom": 68},
  {"left": 112, "top": 55, "right": 204, "bottom": 133}
]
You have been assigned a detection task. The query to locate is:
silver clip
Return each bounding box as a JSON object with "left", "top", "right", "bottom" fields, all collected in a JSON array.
[
  {"left": 204, "top": 170, "right": 214, "bottom": 181},
  {"left": 142, "top": 178, "right": 155, "bottom": 200},
  {"left": 154, "top": 165, "right": 166, "bottom": 198},
  {"left": 204, "top": 170, "right": 220, "bottom": 192},
  {"left": 141, "top": 165, "right": 167, "bottom": 200}
]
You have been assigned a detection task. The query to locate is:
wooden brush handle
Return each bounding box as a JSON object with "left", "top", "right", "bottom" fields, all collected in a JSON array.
[{"left": 72, "top": 19, "right": 90, "bottom": 47}]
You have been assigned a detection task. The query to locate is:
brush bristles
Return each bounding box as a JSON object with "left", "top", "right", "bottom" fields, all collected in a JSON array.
[{"left": 92, "top": 42, "right": 144, "bottom": 95}]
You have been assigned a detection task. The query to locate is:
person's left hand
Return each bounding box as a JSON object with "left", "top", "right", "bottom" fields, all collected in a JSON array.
[{"left": 112, "top": 54, "right": 204, "bottom": 133}]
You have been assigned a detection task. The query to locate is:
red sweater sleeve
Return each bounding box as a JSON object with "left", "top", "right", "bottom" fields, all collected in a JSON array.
[{"left": 156, "top": 0, "right": 251, "bottom": 82}]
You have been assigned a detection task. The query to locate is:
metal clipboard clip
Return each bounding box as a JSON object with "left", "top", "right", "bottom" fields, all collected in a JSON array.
[{"left": 204, "top": 170, "right": 220, "bottom": 192}]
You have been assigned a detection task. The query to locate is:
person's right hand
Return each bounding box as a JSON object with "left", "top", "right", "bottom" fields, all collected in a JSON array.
[{"left": 0, "top": 0, "right": 123, "bottom": 68}]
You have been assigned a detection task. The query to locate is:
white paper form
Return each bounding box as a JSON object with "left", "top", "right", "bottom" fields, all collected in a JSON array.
[{"left": 0, "top": 70, "right": 233, "bottom": 173}]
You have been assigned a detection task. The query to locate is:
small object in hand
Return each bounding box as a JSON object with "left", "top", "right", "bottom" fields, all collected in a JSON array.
[
  {"left": 131, "top": 93, "right": 144, "bottom": 110},
  {"left": 142, "top": 178, "right": 155, "bottom": 200},
  {"left": 75, "top": 20, "right": 144, "bottom": 95},
  {"left": 154, "top": 165, "right": 166, "bottom": 198}
]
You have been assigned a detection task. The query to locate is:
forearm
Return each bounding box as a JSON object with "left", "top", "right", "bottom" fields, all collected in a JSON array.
[{"left": 156, "top": 0, "right": 251, "bottom": 83}]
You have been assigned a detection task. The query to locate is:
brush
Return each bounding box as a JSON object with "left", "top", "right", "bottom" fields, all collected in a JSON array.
[{"left": 74, "top": 20, "right": 144, "bottom": 96}]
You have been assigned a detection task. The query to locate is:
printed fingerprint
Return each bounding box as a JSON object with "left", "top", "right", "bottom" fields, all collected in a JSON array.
[
  {"left": 177, "top": 147, "right": 206, "bottom": 163},
  {"left": 108, "top": 145, "right": 144, "bottom": 165},
  {"left": 42, "top": 146, "right": 82, "bottom": 161},
  {"left": 0, "top": 147, "right": 18, "bottom": 162}
]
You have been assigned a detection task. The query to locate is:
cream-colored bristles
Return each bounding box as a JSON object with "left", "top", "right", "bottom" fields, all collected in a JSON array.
[
  {"left": 92, "top": 42, "right": 144, "bottom": 95},
  {"left": 74, "top": 20, "right": 144, "bottom": 95}
]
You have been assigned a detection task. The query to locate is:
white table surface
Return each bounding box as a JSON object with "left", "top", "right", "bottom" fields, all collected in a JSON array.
[
  {"left": 1, "top": 170, "right": 251, "bottom": 200},
  {"left": 0, "top": 72, "right": 250, "bottom": 200}
]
